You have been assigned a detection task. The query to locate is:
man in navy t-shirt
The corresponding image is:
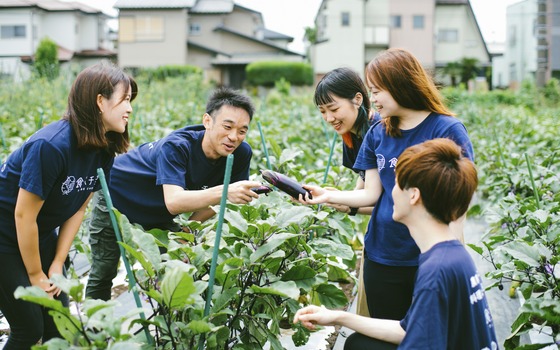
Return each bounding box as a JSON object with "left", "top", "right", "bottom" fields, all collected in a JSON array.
[
  {"left": 86, "top": 87, "right": 263, "bottom": 301},
  {"left": 293, "top": 138, "right": 499, "bottom": 350}
]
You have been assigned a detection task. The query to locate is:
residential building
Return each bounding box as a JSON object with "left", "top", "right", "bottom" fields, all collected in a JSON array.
[
  {"left": 0, "top": 0, "right": 116, "bottom": 80},
  {"left": 493, "top": 0, "right": 560, "bottom": 89},
  {"left": 114, "top": 0, "right": 305, "bottom": 88},
  {"left": 310, "top": 0, "right": 490, "bottom": 84}
]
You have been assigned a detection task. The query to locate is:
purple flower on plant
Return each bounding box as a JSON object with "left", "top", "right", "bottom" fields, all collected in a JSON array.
[
  {"left": 501, "top": 223, "right": 507, "bottom": 229},
  {"left": 544, "top": 263, "right": 553, "bottom": 275}
]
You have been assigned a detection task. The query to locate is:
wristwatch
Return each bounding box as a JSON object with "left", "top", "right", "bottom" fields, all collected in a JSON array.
[{"left": 348, "top": 207, "right": 358, "bottom": 216}]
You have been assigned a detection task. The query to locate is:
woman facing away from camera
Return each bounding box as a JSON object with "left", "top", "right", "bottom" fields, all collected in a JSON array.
[
  {"left": 0, "top": 62, "right": 136, "bottom": 349},
  {"left": 298, "top": 48, "right": 474, "bottom": 323},
  {"left": 313, "top": 67, "right": 380, "bottom": 316}
]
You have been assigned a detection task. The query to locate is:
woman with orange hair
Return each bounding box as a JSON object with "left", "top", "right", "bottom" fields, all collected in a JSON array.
[{"left": 299, "top": 48, "right": 474, "bottom": 323}]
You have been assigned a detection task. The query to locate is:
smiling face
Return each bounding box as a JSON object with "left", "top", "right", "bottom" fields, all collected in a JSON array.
[
  {"left": 98, "top": 82, "right": 132, "bottom": 134},
  {"left": 202, "top": 104, "right": 251, "bottom": 159},
  {"left": 317, "top": 93, "right": 361, "bottom": 135},
  {"left": 369, "top": 84, "right": 400, "bottom": 119}
]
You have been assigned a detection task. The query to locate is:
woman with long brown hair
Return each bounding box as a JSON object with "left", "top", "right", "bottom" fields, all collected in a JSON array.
[
  {"left": 0, "top": 62, "right": 136, "bottom": 348},
  {"left": 299, "top": 48, "right": 474, "bottom": 328}
]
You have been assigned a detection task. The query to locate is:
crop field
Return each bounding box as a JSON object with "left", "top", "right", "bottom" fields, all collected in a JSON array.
[{"left": 0, "top": 73, "right": 558, "bottom": 349}]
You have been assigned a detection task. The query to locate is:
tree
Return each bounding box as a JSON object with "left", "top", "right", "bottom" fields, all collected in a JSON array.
[
  {"left": 443, "top": 61, "right": 461, "bottom": 87},
  {"left": 35, "top": 37, "right": 59, "bottom": 80},
  {"left": 459, "top": 57, "right": 479, "bottom": 85}
]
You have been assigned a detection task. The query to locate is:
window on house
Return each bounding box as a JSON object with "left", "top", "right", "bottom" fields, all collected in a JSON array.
[
  {"left": 413, "top": 15, "right": 424, "bottom": 29},
  {"left": 508, "top": 26, "right": 516, "bottom": 47},
  {"left": 118, "top": 15, "right": 164, "bottom": 42},
  {"left": 390, "top": 15, "right": 401, "bottom": 29},
  {"left": 190, "top": 23, "right": 201, "bottom": 35},
  {"left": 1, "top": 25, "right": 26, "bottom": 39},
  {"left": 438, "top": 29, "right": 458, "bottom": 43},
  {"left": 341, "top": 12, "right": 350, "bottom": 27}
]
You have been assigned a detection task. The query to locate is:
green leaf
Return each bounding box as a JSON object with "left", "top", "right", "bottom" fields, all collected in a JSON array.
[
  {"left": 251, "top": 280, "right": 300, "bottom": 300},
  {"left": 161, "top": 266, "right": 196, "bottom": 309},
  {"left": 49, "top": 274, "right": 83, "bottom": 302},
  {"left": 250, "top": 232, "right": 298, "bottom": 262},
  {"left": 282, "top": 265, "right": 317, "bottom": 290},
  {"left": 49, "top": 311, "right": 84, "bottom": 344},
  {"left": 311, "top": 283, "right": 348, "bottom": 308},
  {"left": 274, "top": 206, "right": 314, "bottom": 227},
  {"left": 212, "top": 287, "right": 239, "bottom": 312},
  {"left": 187, "top": 320, "right": 213, "bottom": 334},
  {"left": 14, "top": 286, "right": 68, "bottom": 314},
  {"left": 225, "top": 209, "right": 248, "bottom": 232},
  {"left": 310, "top": 238, "right": 354, "bottom": 260},
  {"left": 120, "top": 242, "right": 155, "bottom": 278},
  {"left": 131, "top": 227, "right": 162, "bottom": 271}
]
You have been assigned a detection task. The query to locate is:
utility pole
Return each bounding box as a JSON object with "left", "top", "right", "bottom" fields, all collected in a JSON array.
[{"left": 536, "top": 0, "right": 548, "bottom": 87}]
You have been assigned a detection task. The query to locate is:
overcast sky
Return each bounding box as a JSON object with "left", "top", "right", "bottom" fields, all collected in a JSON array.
[{"left": 69, "top": 0, "right": 523, "bottom": 53}]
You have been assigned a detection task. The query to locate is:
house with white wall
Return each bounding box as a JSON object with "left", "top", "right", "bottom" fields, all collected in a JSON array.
[
  {"left": 493, "top": 0, "right": 559, "bottom": 89},
  {"left": 114, "top": 0, "right": 305, "bottom": 88},
  {"left": 0, "top": 0, "right": 115, "bottom": 80},
  {"left": 310, "top": 0, "right": 490, "bottom": 84}
]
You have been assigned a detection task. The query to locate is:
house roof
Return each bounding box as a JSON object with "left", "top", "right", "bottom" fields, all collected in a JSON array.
[
  {"left": 187, "top": 41, "right": 232, "bottom": 57},
  {"left": 190, "top": 0, "right": 233, "bottom": 14},
  {"left": 0, "top": 0, "right": 107, "bottom": 15},
  {"left": 213, "top": 25, "right": 304, "bottom": 57},
  {"left": 20, "top": 45, "right": 115, "bottom": 63},
  {"left": 114, "top": 0, "right": 196, "bottom": 9},
  {"left": 260, "top": 28, "right": 293, "bottom": 42}
]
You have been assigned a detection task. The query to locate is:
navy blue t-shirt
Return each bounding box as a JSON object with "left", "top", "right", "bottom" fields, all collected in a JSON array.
[
  {"left": 354, "top": 113, "right": 474, "bottom": 266},
  {"left": 0, "top": 120, "right": 113, "bottom": 254},
  {"left": 109, "top": 125, "right": 252, "bottom": 227},
  {"left": 399, "top": 240, "right": 499, "bottom": 349}
]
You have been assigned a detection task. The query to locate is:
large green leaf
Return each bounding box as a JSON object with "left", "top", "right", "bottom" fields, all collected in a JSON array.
[
  {"left": 14, "top": 286, "right": 68, "bottom": 314},
  {"left": 251, "top": 280, "right": 299, "bottom": 300},
  {"left": 311, "top": 283, "right": 348, "bottom": 308},
  {"left": 224, "top": 208, "right": 248, "bottom": 232},
  {"left": 49, "top": 274, "right": 83, "bottom": 302},
  {"left": 250, "top": 232, "right": 297, "bottom": 262},
  {"left": 310, "top": 238, "right": 354, "bottom": 260},
  {"left": 212, "top": 287, "right": 239, "bottom": 312},
  {"left": 274, "top": 206, "right": 314, "bottom": 227},
  {"left": 120, "top": 242, "right": 155, "bottom": 278},
  {"left": 281, "top": 265, "right": 317, "bottom": 290},
  {"left": 131, "top": 226, "right": 162, "bottom": 271},
  {"left": 161, "top": 266, "right": 196, "bottom": 309}
]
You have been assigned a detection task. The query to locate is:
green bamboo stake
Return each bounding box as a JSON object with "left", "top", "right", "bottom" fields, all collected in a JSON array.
[
  {"left": 322, "top": 132, "right": 338, "bottom": 184},
  {"left": 96, "top": 168, "right": 153, "bottom": 344},
  {"left": 257, "top": 121, "right": 272, "bottom": 170},
  {"left": 199, "top": 154, "right": 234, "bottom": 350},
  {"left": 524, "top": 153, "right": 541, "bottom": 209}
]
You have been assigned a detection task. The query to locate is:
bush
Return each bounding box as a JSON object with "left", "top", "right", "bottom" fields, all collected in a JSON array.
[
  {"left": 34, "top": 37, "right": 59, "bottom": 80},
  {"left": 137, "top": 64, "right": 203, "bottom": 82},
  {"left": 246, "top": 61, "right": 313, "bottom": 86}
]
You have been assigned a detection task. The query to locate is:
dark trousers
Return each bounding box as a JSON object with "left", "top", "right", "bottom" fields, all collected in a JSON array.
[
  {"left": 344, "top": 332, "right": 398, "bottom": 350},
  {"left": 0, "top": 238, "right": 69, "bottom": 349},
  {"left": 85, "top": 191, "right": 181, "bottom": 301},
  {"left": 363, "top": 255, "right": 418, "bottom": 320}
]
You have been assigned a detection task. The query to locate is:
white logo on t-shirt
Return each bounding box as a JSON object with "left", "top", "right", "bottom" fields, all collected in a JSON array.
[
  {"left": 61, "top": 176, "right": 76, "bottom": 195},
  {"left": 377, "top": 154, "right": 386, "bottom": 171}
]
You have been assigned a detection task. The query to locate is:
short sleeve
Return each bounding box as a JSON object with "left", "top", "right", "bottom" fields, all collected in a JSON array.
[
  {"left": 156, "top": 141, "right": 190, "bottom": 188},
  {"left": 353, "top": 126, "right": 379, "bottom": 171},
  {"left": 442, "top": 122, "right": 474, "bottom": 162},
  {"left": 19, "top": 140, "right": 64, "bottom": 200}
]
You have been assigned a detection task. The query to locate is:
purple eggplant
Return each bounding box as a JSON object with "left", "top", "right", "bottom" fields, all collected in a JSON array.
[
  {"left": 261, "top": 170, "right": 312, "bottom": 199},
  {"left": 251, "top": 185, "right": 273, "bottom": 195}
]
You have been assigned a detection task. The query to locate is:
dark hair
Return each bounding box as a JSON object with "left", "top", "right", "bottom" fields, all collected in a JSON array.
[
  {"left": 366, "top": 48, "right": 453, "bottom": 137},
  {"left": 314, "top": 67, "right": 371, "bottom": 148},
  {"left": 396, "top": 138, "right": 477, "bottom": 224},
  {"left": 64, "top": 61, "right": 137, "bottom": 155},
  {"left": 206, "top": 87, "right": 254, "bottom": 120}
]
